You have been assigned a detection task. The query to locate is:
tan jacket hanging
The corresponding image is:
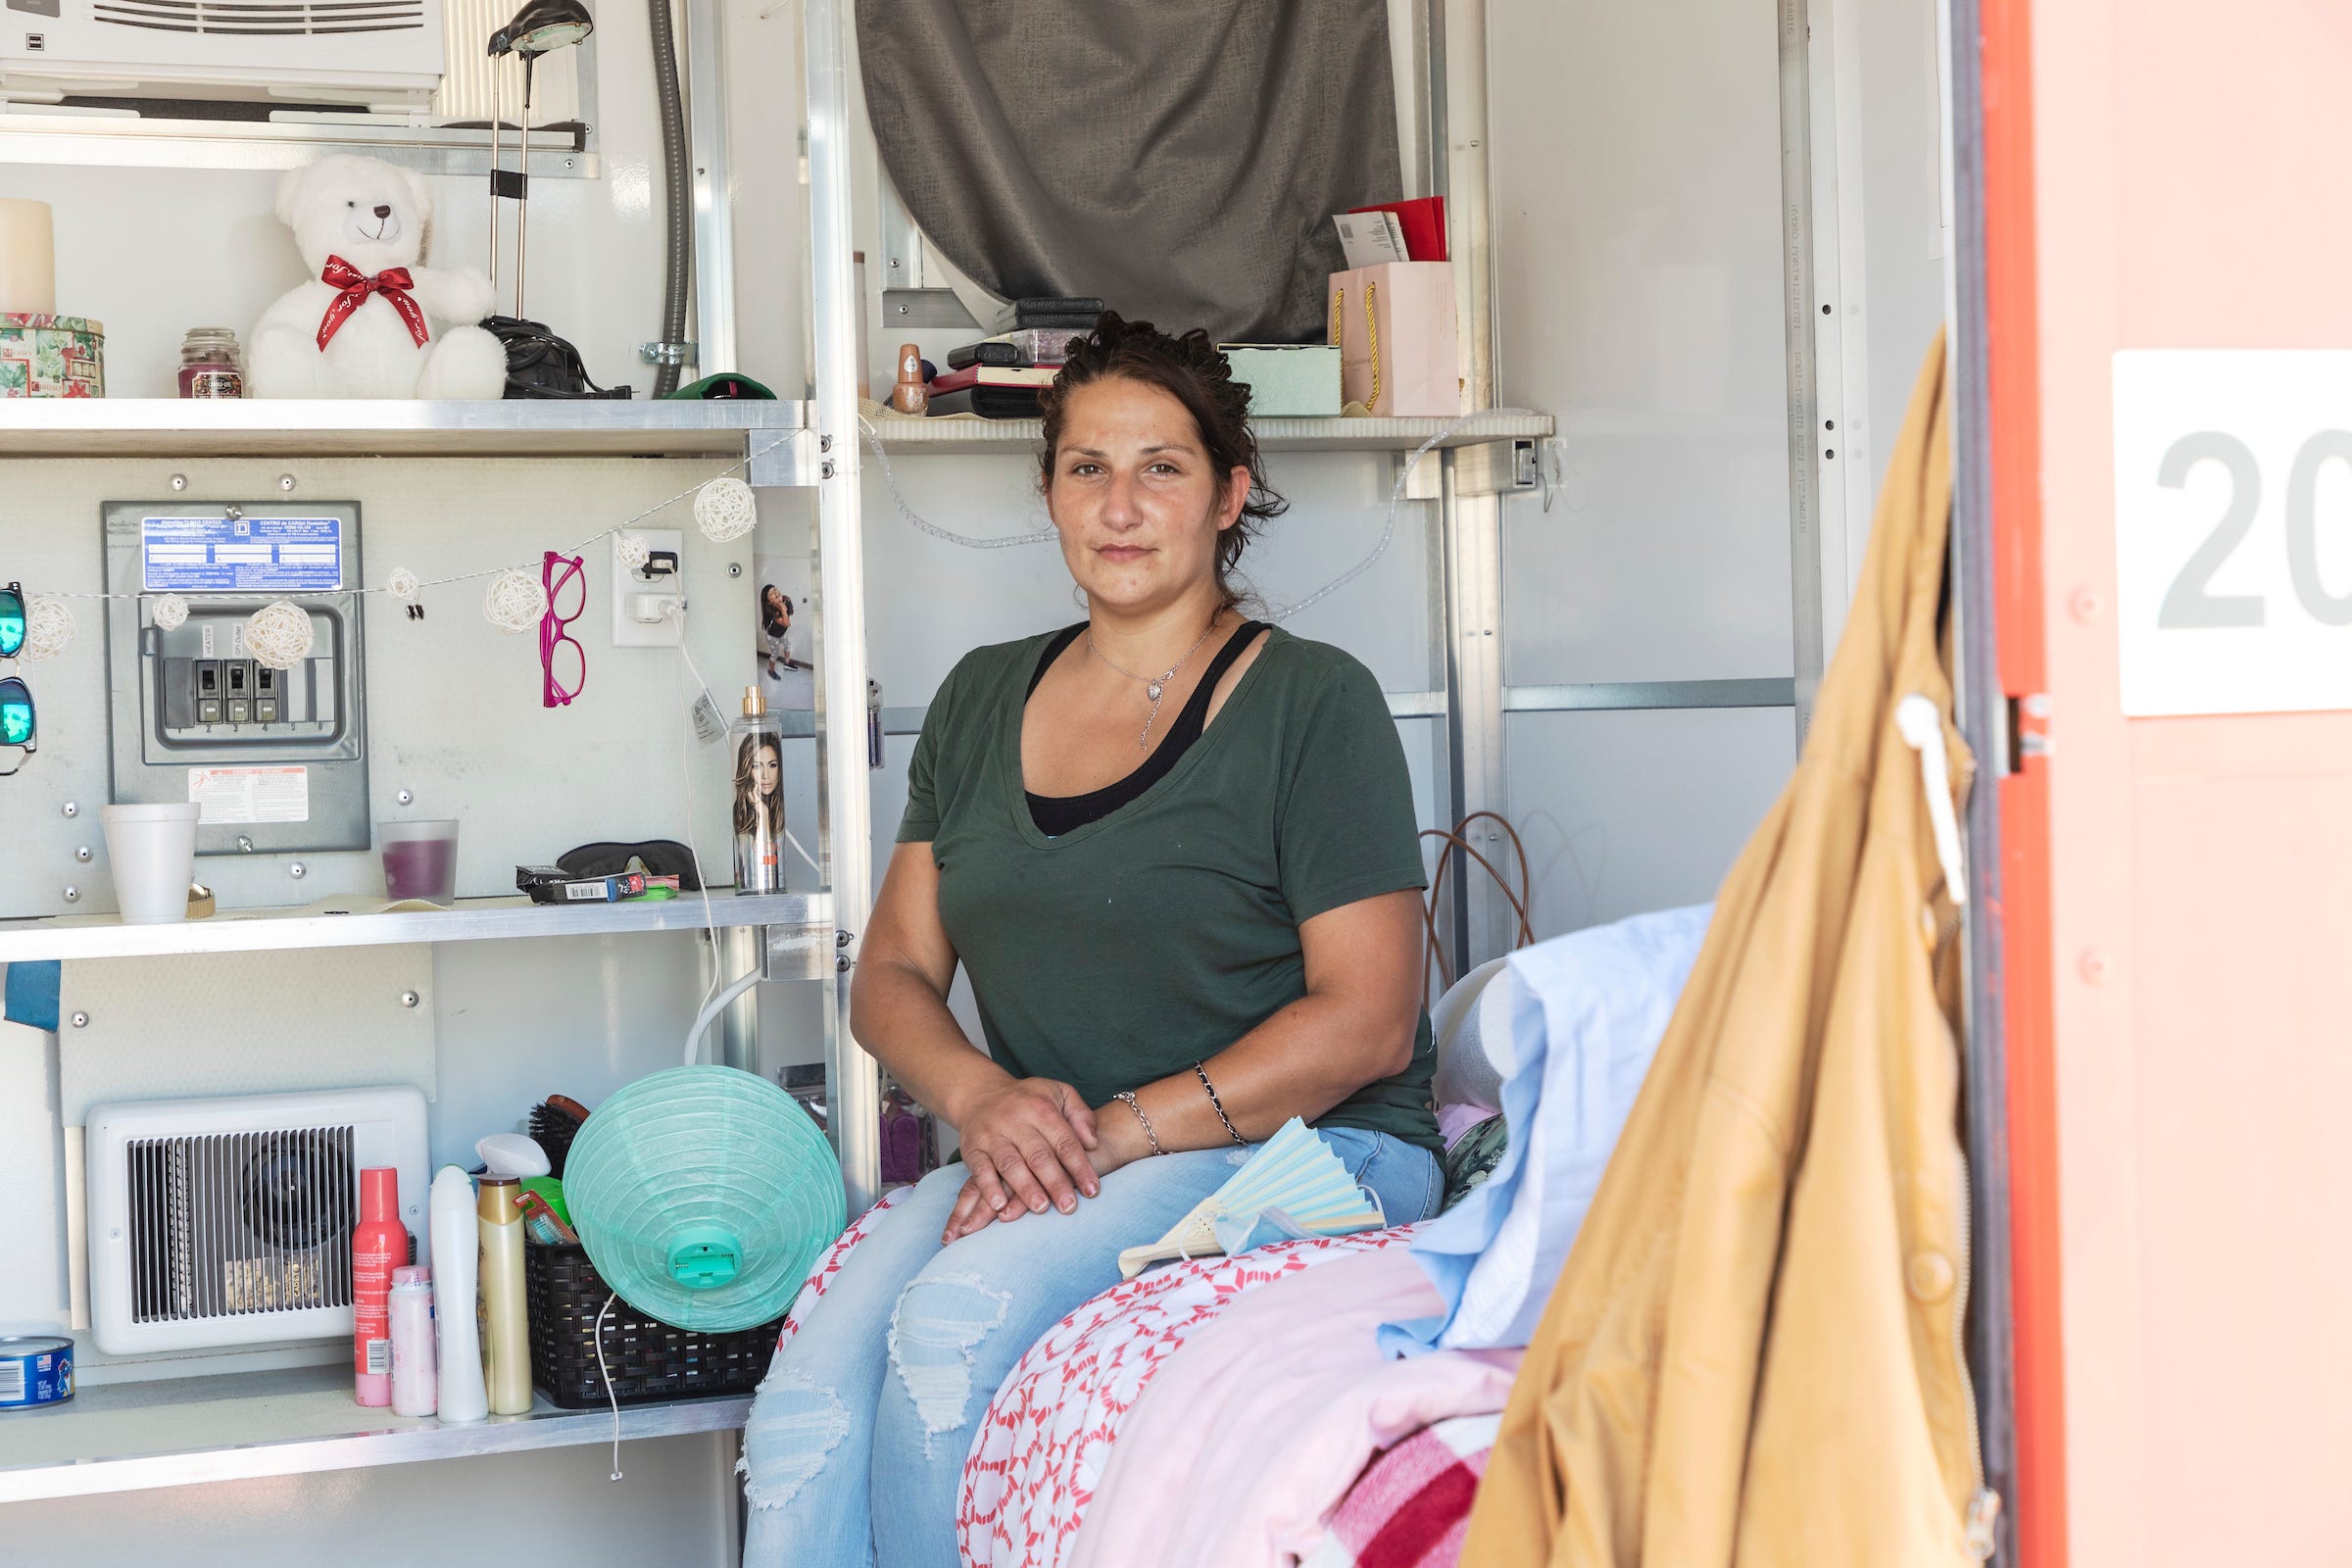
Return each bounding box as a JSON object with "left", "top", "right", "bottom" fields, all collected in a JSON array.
[{"left": 1462, "top": 333, "right": 1995, "bottom": 1567}]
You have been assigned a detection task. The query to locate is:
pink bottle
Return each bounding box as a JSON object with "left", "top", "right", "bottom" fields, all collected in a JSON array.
[
  {"left": 388, "top": 1265, "right": 438, "bottom": 1417},
  {"left": 352, "top": 1167, "right": 404, "bottom": 1406}
]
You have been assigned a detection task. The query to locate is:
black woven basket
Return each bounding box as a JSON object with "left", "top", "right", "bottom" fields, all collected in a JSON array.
[{"left": 524, "top": 1242, "right": 781, "bottom": 1408}]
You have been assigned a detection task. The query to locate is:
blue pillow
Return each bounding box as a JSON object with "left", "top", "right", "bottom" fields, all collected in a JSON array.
[{"left": 1381, "top": 905, "right": 1710, "bottom": 1357}]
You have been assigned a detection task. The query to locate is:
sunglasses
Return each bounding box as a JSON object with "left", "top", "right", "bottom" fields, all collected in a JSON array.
[
  {"left": 0, "top": 676, "right": 32, "bottom": 776},
  {"left": 556, "top": 838, "right": 704, "bottom": 891},
  {"left": 1, "top": 584, "right": 33, "bottom": 778},
  {"left": 540, "top": 550, "right": 586, "bottom": 709},
  {"left": 0, "top": 581, "right": 24, "bottom": 661}
]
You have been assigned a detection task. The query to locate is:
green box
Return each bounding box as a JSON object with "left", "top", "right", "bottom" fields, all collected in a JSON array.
[{"left": 1220, "top": 343, "right": 1342, "bottom": 417}]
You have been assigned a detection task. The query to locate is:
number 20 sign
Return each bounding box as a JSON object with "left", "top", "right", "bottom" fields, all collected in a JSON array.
[{"left": 2115, "top": 351, "right": 2352, "bottom": 716}]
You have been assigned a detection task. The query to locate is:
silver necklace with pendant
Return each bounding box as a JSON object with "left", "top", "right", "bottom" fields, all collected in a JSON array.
[{"left": 1087, "top": 616, "right": 1220, "bottom": 749}]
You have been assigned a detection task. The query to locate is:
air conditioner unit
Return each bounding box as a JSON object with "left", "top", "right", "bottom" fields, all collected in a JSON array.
[
  {"left": 1, "top": 0, "right": 446, "bottom": 111},
  {"left": 84, "top": 1086, "right": 429, "bottom": 1355}
]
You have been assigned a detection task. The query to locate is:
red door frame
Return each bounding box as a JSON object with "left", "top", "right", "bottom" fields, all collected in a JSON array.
[{"left": 1979, "top": 2, "right": 2068, "bottom": 1563}]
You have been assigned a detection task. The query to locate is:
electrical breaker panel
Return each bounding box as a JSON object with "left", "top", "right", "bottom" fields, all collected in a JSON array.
[{"left": 102, "top": 502, "right": 368, "bottom": 855}]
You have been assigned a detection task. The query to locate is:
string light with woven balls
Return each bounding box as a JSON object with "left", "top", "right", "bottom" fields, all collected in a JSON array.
[
  {"left": 242, "top": 600, "right": 316, "bottom": 671},
  {"left": 482, "top": 568, "right": 547, "bottom": 633},
  {"left": 385, "top": 567, "right": 421, "bottom": 606},
  {"left": 693, "top": 476, "right": 757, "bottom": 543},
  {"left": 16, "top": 596, "right": 74, "bottom": 663},
  {"left": 149, "top": 593, "right": 190, "bottom": 632},
  {"left": 613, "top": 532, "right": 652, "bottom": 571}
]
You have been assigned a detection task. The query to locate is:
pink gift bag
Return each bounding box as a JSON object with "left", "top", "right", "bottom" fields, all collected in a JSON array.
[{"left": 1327, "top": 261, "right": 1461, "bottom": 417}]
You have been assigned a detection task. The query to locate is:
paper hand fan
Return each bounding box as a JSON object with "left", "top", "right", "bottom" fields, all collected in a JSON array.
[
  {"left": 1115, "top": 1118, "right": 1386, "bottom": 1280},
  {"left": 564, "top": 1065, "right": 846, "bottom": 1332}
]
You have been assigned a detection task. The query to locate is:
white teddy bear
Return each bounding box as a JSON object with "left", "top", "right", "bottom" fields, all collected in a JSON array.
[{"left": 248, "top": 154, "right": 506, "bottom": 400}]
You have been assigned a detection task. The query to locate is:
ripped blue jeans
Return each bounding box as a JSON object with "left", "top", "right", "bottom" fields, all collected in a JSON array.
[{"left": 739, "top": 1125, "right": 1441, "bottom": 1568}]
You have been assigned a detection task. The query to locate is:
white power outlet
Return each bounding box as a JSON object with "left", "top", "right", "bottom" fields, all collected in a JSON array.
[{"left": 612, "top": 528, "right": 686, "bottom": 647}]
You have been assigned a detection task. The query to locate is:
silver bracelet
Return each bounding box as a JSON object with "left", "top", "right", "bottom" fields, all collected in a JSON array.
[
  {"left": 1114, "top": 1090, "right": 1164, "bottom": 1156},
  {"left": 1193, "top": 1062, "right": 1246, "bottom": 1146}
]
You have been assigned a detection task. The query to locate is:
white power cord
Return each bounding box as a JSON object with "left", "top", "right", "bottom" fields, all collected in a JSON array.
[
  {"left": 666, "top": 614, "right": 807, "bottom": 1068},
  {"left": 1267, "top": 416, "right": 1469, "bottom": 621},
  {"left": 683, "top": 964, "right": 766, "bottom": 1068},
  {"left": 595, "top": 1290, "right": 624, "bottom": 1481},
  {"left": 670, "top": 627, "right": 728, "bottom": 1050}
]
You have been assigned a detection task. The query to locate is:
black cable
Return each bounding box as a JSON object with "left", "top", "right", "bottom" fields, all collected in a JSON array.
[{"left": 648, "top": 0, "right": 692, "bottom": 397}]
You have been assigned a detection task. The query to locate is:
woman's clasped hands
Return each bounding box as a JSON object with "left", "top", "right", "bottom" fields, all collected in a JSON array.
[{"left": 942, "top": 1076, "right": 1116, "bottom": 1243}]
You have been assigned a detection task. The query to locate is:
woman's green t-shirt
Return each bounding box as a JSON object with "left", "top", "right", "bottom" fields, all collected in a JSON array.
[{"left": 898, "top": 625, "right": 1441, "bottom": 1155}]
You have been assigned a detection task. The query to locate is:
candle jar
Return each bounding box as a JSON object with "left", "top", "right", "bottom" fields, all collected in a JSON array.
[{"left": 177, "top": 327, "right": 243, "bottom": 399}]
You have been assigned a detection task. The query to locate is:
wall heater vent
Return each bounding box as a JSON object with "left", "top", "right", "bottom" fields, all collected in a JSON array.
[
  {"left": 87, "top": 1087, "right": 428, "bottom": 1355},
  {"left": 92, "top": 0, "right": 429, "bottom": 38}
]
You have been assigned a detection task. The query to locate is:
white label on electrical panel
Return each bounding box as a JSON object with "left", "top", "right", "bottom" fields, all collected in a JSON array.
[
  {"left": 142, "top": 515, "right": 345, "bottom": 594},
  {"left": 2115, "top": 351, "right": 2352, "bottom": 716},
  {"left": 187, "top": 765, "right": 311, "bottom": 825}
]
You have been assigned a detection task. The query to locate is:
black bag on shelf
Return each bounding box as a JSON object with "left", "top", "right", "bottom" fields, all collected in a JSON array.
[{"left": 484, "top": 316, "right": 634, "bottom": 400}]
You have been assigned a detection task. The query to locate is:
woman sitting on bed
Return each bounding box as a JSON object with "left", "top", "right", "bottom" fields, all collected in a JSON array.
[{"left": 739, "top": 316, "right": 1444, "bottom": 1568}]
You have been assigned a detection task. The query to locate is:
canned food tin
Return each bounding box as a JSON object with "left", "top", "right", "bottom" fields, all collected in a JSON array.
[{"left": 0, "top": 1336, "right": 74, "bottom": 1409}]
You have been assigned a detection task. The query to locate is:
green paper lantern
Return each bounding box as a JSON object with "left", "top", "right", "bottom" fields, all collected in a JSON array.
[{"left": 564, "top": 1066, "right": 845, "bottom": 1332}]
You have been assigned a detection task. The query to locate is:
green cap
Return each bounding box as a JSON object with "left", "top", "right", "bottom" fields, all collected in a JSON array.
[{"left": 664, "top": 372, "right": 777, "bottom": 401}]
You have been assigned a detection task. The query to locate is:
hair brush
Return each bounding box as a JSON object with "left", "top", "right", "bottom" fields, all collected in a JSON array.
[{"left": 529, "top": 1095, "right": 590, "bottom": 1178}]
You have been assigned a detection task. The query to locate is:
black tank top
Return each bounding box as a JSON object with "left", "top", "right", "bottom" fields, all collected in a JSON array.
[{"left": 1023, "top": 619, "right": 1271, "bottom": 837}]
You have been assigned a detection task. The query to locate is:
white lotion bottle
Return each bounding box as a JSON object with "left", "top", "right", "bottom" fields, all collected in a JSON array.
[{"left": 430, "top": 1166, "right": 489, "bottom": 1423}]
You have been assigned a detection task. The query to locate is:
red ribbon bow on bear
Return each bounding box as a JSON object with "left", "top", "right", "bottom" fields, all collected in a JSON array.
[{"left": 316, "top": 256, "right": 431, "bottom": 351}]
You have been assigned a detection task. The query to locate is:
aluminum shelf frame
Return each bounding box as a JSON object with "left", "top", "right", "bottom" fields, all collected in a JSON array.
[
  {"left": 0, "top": 110, "right": 600, "bottom": 181},
  {"left": 0, "top": 891, "right": 830, "bottom": 964},
  {"left": 0, "top": 1363, "right": 748, "bottom": 1503},
  {"left": 0, "top": 399, "right": 819, "bottom": 468},
  {"left": 860, "top": 409, "right": 1553, "bottom": 456}
]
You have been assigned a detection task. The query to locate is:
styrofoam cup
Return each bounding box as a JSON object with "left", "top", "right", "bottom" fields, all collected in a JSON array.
[{"left": 100, "top": 803, "right": 200, "bottom": 924}]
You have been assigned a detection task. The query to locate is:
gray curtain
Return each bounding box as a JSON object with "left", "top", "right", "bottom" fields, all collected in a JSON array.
[{"left": 858, "top": 0, "right": 1403, "bottom": 344}]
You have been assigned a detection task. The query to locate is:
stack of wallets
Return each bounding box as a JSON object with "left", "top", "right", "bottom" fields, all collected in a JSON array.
[
  {"left": 515, "top": 864, "right": 648, "bottom": 904},
  {"left": 927, "top": 362, "right": 1057, "bottom": 418},
  {"left": 946, "top": 326, "right": 1084, "bottom": 369}
]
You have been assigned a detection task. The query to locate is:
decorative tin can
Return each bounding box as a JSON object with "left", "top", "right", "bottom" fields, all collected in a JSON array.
[
  {"left": 0, "top": 314, "right": 104, "bottom": 398},
  {"left": 0, "top": 1335, "right": 74, "bottom": 1410}
]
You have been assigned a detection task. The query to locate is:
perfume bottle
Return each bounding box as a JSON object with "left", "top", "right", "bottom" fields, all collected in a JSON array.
[{"left": 730, "top": 684, "right": 785, "bottom": 895}]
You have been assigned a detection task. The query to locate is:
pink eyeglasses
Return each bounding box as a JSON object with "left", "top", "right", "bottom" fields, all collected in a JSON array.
[{"left": 540, "top": 550, "right": 585, "bottom": 708}]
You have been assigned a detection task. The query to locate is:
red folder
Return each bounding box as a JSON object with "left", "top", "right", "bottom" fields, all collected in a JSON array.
[{"left": 1347, "top": 197, "right": 1448, "bottom": 263}]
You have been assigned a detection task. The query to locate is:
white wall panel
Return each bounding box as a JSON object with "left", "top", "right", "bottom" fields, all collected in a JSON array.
[
  {"left": 1505, "top": 707, "right": 1791, "bottom": 938},
  {"left": 1487, "top": 0, "right": 1796, "bottom": 684},
  {"left": 1854, "top": 0, "right": 1949, "bottom": 501},
  {"left": 0, "top": 456, "right": 760, "bottom": 921}
]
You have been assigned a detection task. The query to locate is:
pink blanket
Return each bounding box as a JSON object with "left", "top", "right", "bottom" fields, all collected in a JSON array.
[
  {"left": 958, "top": 1230, "right": 1411, "bottom": 1568},
  {"left": 769, "top": 1200, "right": 1500, "bottom": 1568},
  {"left": 1065, "top": 1248, "right": 1519, "bottom": 1568}
]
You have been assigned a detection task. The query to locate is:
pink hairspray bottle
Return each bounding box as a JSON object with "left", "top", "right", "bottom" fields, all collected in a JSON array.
[{"left": 352, "top": 1167, "right": 404, "bottom": 1406}]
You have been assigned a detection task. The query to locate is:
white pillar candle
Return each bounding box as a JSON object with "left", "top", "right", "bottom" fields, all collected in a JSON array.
[{"left": 0, "top": 198, "right": 57, "bottom": 317}]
